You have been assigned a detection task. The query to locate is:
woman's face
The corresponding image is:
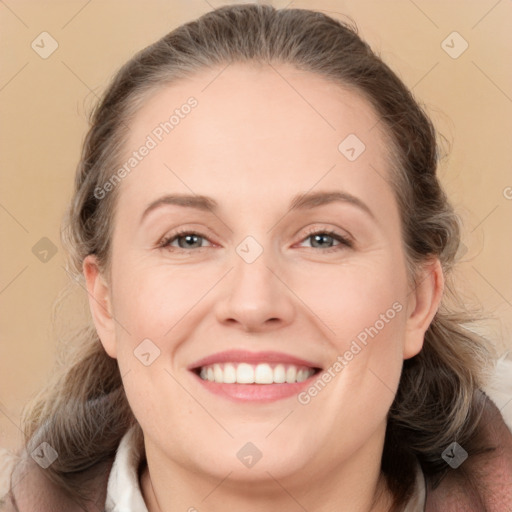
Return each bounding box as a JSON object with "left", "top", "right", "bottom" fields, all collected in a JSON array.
[{"left": 85, "top": 63, "right": 440, "bottom": 488}]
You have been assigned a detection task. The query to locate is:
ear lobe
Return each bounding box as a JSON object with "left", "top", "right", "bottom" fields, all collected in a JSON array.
[
  {"left": 83, "top": 255, "right": 117, "bottom": 358},
  {"left": 403, "top": 259, "right": 444, "bottom": 360}
]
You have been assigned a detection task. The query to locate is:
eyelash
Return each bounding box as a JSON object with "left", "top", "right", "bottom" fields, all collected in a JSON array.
[{"left": 158, "top": 227, "right": 353, "bottom": 254}]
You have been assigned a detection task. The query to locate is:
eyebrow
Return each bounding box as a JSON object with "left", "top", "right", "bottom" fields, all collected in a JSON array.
[{"left": 140, "top": 190, "right": 375, "bottom": 223}]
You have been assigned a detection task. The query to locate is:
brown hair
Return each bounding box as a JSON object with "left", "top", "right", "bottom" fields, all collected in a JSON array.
[{"left": 17, "top": 4, "right": 493, "bottom": 510}]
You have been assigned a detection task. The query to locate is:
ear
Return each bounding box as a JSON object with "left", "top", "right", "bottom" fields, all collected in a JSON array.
[
  {"left": 83, "top": 255, "right": 117, "bottom": 358},
  {"left": 403, "top": 258, "right": 444, "bottom": 360}
]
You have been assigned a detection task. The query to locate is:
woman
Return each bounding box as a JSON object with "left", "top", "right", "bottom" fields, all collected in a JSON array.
[{"left": 1, "top": 4, "right": 511, "bottom": 511}]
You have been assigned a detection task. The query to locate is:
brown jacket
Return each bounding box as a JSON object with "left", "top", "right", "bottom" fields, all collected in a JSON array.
[{"left": 1, "top": 393, "right": 511, "bottom": 511}]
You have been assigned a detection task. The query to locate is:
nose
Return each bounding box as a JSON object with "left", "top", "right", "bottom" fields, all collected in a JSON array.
[{"left": 214, "top": 249, "right": 296, "bottom": 333}]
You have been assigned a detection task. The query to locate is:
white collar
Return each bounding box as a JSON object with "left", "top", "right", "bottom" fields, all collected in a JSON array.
[
  {"left": 104, "top": 425, "right": 425, "bottom": 512},
  {"left": 404, "top": 463, "right": 426, "bottom": 511},
  {"left": 104, "top": 424, "right": 148, "bottom": 512}
]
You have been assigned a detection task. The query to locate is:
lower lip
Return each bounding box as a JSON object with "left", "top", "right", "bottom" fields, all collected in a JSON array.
[{"left": 190, "top": 371, "right": 320, "bottom": 402}]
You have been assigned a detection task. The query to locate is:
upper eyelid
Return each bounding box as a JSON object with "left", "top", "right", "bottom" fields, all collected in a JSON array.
[
  {"left": 160, "top": 226, "right": 352, "bottom": 249},
  {"left": 300, "top": 225, "right": 352, "bottom": 241}
]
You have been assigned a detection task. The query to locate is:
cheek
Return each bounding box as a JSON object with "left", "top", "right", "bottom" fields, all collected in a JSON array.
[
  {"left": 293, "top": 254, "right": 409, "bottom": 402},
  {"left": 111, "top": 261, "right": 216, "bottom": 343},
  {"left": 109, "top": 261, "right": 206, "bottom": 435},
  {"left": 296, "top": 264, "right": 407, "bottom": 443},
  {"left": 291, "top": 255, "right": 407, "bottom": 348}
]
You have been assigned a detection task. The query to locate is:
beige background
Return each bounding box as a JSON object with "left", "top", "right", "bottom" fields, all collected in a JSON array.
[{"left": 1, "top": 0, "right": 511, "bottom": 452}]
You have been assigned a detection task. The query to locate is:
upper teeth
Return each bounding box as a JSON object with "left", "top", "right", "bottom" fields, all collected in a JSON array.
[{"left": 199, "top": 363, "right": 315, "bottom": 384}]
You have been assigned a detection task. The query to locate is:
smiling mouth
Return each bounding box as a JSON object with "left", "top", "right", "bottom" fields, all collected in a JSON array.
[{"left": 192, "top": 362, "right": 322, "bottom": 384}]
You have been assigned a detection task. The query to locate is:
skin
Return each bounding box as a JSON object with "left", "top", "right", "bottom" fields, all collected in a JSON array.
[{"left": 84, "top": 62, "right": 443, "bottom": 512}]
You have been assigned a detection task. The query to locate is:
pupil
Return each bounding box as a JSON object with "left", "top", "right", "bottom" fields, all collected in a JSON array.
[
  {"left": 313, "top": 234, "right": 331, "bottom": 248},
  {"left": 182, "top": 234, "right": 200, "bottom": 248}
]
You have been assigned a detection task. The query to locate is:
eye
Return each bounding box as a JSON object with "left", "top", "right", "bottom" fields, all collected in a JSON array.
[
  {"left": 158, "top": 227, "right": 353, "bottom": 253},
  {"left": 159, "top": 229, "right": 213, "bottom": 251},
  {"left": 298, "top": 228, "right": 353, "bottom": 252}
]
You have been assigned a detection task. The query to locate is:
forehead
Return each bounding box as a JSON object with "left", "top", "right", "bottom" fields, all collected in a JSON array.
[{"left": 116, "top": 62, "right": 394, "bottom": 216}]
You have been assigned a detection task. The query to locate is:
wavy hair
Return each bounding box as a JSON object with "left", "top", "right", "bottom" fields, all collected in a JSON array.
[{"left": 17, "top": 4, "right": 493, "bottom": 510}]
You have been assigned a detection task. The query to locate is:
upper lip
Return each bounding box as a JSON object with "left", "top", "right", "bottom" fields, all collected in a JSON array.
[{"left": 187, "top": 350, "right": 323, "bottom": 370}]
